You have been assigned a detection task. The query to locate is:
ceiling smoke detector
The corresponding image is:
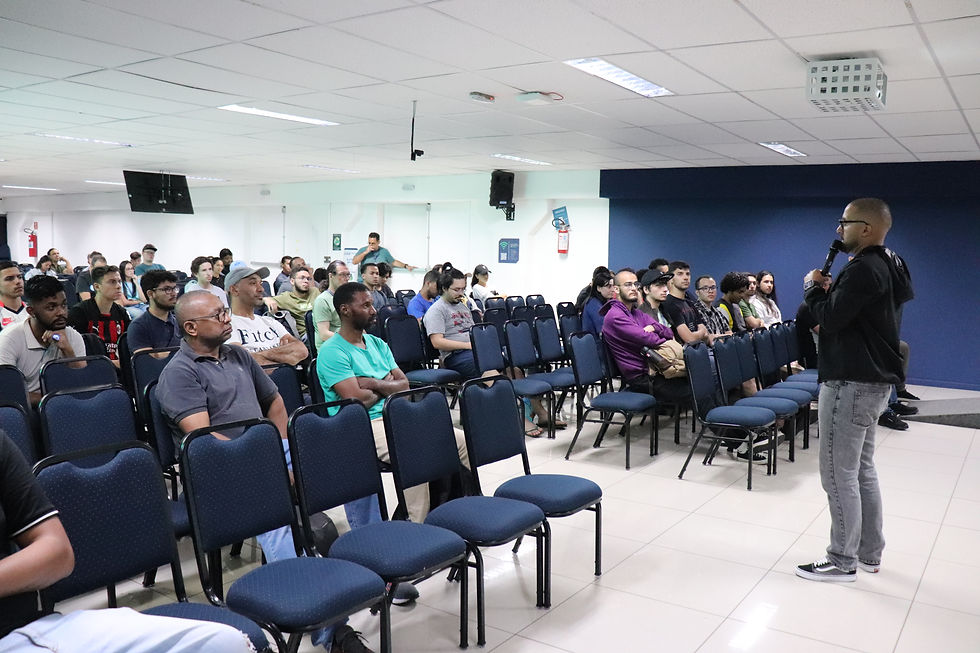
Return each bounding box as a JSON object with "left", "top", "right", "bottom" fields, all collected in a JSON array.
[
  {"left": 806, "top": 57, "right": 887, "bottom": 112},
  {"left": 469, "top": 91, "right": 495, "bottom": 103}
]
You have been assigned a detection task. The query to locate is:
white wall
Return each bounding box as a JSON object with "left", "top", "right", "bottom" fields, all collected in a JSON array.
[{"left": 1, "top": 170, "right": 608, "bottom": 303}]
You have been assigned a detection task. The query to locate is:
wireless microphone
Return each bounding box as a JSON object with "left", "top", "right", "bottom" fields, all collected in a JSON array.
[{"left": 820, "top": 239, "right": 845, "bottom": 276}]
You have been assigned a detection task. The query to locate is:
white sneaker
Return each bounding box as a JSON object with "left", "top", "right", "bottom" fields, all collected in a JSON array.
[{"left": 857, "top": 559, "right": 880, "bottom": 573}]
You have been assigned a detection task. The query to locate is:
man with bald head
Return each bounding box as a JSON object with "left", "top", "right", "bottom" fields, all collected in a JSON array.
[{"left": 796, "top": 198, "right": 911, "bottom": 584}]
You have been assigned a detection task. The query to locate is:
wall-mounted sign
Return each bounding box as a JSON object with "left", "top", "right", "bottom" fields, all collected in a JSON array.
[{"left": 498, "top": 238, "right": 519, "bottom": 263}]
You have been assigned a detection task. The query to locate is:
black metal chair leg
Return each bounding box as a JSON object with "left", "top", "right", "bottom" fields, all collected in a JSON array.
[
  {"left": 473, "top": 546, "right": 486, "bottom": 646},
  {"left": 679, "top": 428, "right": 705, "bottom": 479},
  {"left": 142, "top": 569, "right": 157, "bottom": 587},
  {"left": 512, "top": 535, "right": 523, "bottom": 554},
  {"left": 592, "top": 418, "right": 611, "bottom": 448},
  {"left": 623, "top": 416, "right": 631, "bottom": 469},
  {"left": 565, "top": 415, "right": 587, "bottom": 460},
  {"left": 378, "top": 599, "right": 392, "bottom": 653},
  {"left": 459, "top": 556, "right": 469, "bottom": 648},
  {"left": 593, "top": 502, "right": 602, "bottom": 576},
  {"left": 229, "top": 541, "right": 244, "bottom": 557}
]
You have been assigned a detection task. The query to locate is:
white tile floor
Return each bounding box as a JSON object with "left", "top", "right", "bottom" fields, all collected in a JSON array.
[{"left": 60, "top": 384, "right": 980, "bottom": 653}]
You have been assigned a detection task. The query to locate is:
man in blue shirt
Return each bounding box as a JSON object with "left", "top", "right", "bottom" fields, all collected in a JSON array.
[
  {"left": 133, "top": 244, "right": 164, "bottom": 276},
  {"left": 406, "top": 269, "right": 439, "bottom": 320},
  {"left": 127, "top": 270, "right": 181, "bottom": 353},
  {"left": 351, "top": 232, "right": 416, "bottom": 280}
]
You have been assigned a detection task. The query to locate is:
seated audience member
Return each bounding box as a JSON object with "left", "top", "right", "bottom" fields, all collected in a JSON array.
[
  {"left": 359, "top": 262, "right": 387, "bottom": 309},
  {"left": 648, "top": 258, "right": 669, "bottom": 274},
  {"left": 0, "top": 261, "right": 29, "bottom": 329},
  {"left": 67, "top": 265, "right": 130, "bottom": 364},
  {"left": 750, "top": 270, "right": 782, "bottom": 327},
  {"left": 276, "top": 256, "right": 306, "bottom": 294},
  {"left": 117, "top": 260, "right": 148, "bottom": 320},
  {"left": 210, "top": 257, "right": 225, "bottom": 289},
  {"left": 0, "top": 432, "right": 255, "bottom": 653},
  {"left": 693, "top": 275, "right": 732, "bottom": 337},
  {"left": 0, "top": 276, "right": 85, "bottom": 404},
  {"left": 662, "top": 261, "right": 712, "bottom": 346},
  {"left": 638, "top": 270, "right": 673, "bottom": 326},
  {"left": 738, "top": 273, "right": 764, "bottom": 330},
  {"left": 600, "top": 268, "right": 691, "bottom": 404},
  {"left": 794, "top": 276, "right": 828, "bottom": 370},
  {"left": 716, "top": 272, "right": 750, "bottom": 334},
  {"left": 581, "top": 269, "right": 617, "bottom": 338},
  {"left": 127, "top": 270, "right": 181, "bottom": 353},
  {"left": 470, "top": 264, "right": 502, "bottom": 304},
  {"left": 407, "top": 269, "right": 439, "bottom": 320},
  {"left": 313, "top": 266, "right": 328, "bottom": 286},
  {"left": 47, "top": 247, "right": 74, "bottom": 274},
  {"left": 225, "top": 265, "right": 307, "bottom": 366},
  {"left": 129, "top": 250, "right": 142, "bottom": 268},
  {"left": 273, "top": 255, "right": 292, "bottom": 294},
  {"left": 219, "top": 248, "right": 234, "bottom": 271},
  {"left": 312, "top": 261, "right": 350, "bottom": 348},
  {"left": 376, "top": 262, "right": 396, "bottom": 302},
  {"left": 24, "top": 256, "right": 58, "bottom": 281},
  {"left": 574, "top": 265, "right": 612, "bottom": 311},
  {"left": 184, "top": 256, "right": 228, "bottom": 306},
  {"left": 134, "top": 244, "right": 164, "bottom": 276},
  {"left": 273, "top": 266, "right": 320, "bottom": 341},
  {"left": 74, "top": 253, "right": 106, "bottom": 302}
]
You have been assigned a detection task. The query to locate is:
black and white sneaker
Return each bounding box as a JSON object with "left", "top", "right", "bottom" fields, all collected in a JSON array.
[
  {"left": 896, "top": 389, "right": 920, "bottom": 401},
  {"left": 889, "top": 401, "right": 918, "bottom": 416},
  {"left": 878, "top": 410, "right": 908, "bottom": 431},
  {"left": 736, "top": 449, "right": 768, "bottom": 464},
  {"left": 857, "top": 559, "right": 880, "bottom": 573},
  {"left": 389, "top": 581, "right": 419, "bottom": 606},
  {"left": 795, "top": 558, "right": 856, "bottom": 582}
]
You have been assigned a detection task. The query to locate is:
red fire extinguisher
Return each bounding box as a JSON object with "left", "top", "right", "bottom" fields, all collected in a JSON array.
[
  {"left": 27, "top": 232, "right": 37, "bottom": 258},
  {"left": 557, "top": 228, "right": 569, "bottom": 254}
]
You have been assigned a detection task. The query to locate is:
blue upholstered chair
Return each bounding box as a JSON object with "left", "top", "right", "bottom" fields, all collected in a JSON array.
[
  {"left": 503, "top": 319, "right": 574, "bottom": 438},
  {"left": 33, "top": 442, "right": 269, "bottom": 651},
  {"left": 385, "top": 313, "right": 461, "bottom": 390},
  {"left": 180, "top": 419, "right": 388, "bottom": 653},
  {"left": 383, "top": 387, "right": 547, "bottom": 646},
  {"left": 0, "top": 401, "right": 37, "bottom": 465},
  {"left": 306, "top": 357, "right": 326, "bottom": 406},
  {"left": 395, "top": 289, "right": 415, "bottom": 308},
  {"left": 39, "top": 354, "right": 117, "bottom": 395},
  {"left": 564, "top": 332, "right": 657, "bottom": 469},
  {"left": 504, "top": 295, "right": 525, "bottom": 318},
  {"left": 303, "top": 310, "right": 317, "bottom": 357},
  {"left": 288, "top": 401, "right": 469, "bottom": 649},
  {"left": 131, "top": 347, "right": 179, "bottom": 427},
  {"left": 0, "top": 364, "right": 30, "bottom": 413},
  {"left": 525, "top": 294, "right": 546, "bottom": 309},
  {"left": 39, "top": 384, "right": 138, "bottom": 466},
  {"left": 265, "top": 364, "right": 306, "bottom": 417},
  {"left": 484, "top": 296, "right": 505, "bottom": 312}
]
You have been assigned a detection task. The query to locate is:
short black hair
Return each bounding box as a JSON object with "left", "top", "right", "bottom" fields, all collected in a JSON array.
[
  {"left": 90, "top": 255, "right": 107, "bottom": 267},
  {"left": 368, "top": 232, "right": 381, "bottom": 241},
  {"left": 694, "top": 275, "right": 714, "bottom": 291},
  {"left": 289, "top": 266, "right": 310, "bottom": 279},
  {"left": 720, "top": 272, "right": 749, "bottom": 294},
  {"left": 280, "top": 255, "right": 292, "bottom": 266},
  {"left": 649, "top": 258, "right": 669, "bottom": 270},
  {"left": 0, "top": 260, "right": 18, "bottom": 273},
  {"left": 140, "top": 269, "right": 178, "bottom": 296},
  {"left": 377, "top": 262, "right": 392, "bottom": 278},
  {"left": 219, "top": 248, "right": 233, "bottom": 258},
  {"left": 668, "top": 260, "right": 689, "bottom": 273},
  {"left": 24, "top": 275, "right": 65, "bottom": 306},
  {"left": 46, "top": 248, "right": 58, "bottom": 256},
  {"left": 91, "top": 265, "right": 119, "bottom": 286},
  {"left": 360, "top": 262, "right": 379, "bottom": 276},
  {"left": 437, "top": 266, "right": 466, "bottom": 294},
  {"left": 333, "top": 281, "right": 369, "bottom": 310},
  {"left": 422, "top": 269, "right": 440, "bottom": 286},
  {"left": 313, "top": 267, "right": 327, "bottom": 284}
]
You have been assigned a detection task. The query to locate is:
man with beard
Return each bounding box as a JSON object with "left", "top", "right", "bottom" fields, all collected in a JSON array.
[
  {"left": 662, "top": 261, "right": 712, "bottom": 346},
  {"left": 0, "top": 275, "right": 85, "bottom": 404},
  {"left": 272, "top": 266, "right": 320, "bottom": 341},
  {"left": 225, "top": 265, "right": 307, "bottom": 366},
  {"left": 127, "top": 269, "right": 181, "bottom": 353}
]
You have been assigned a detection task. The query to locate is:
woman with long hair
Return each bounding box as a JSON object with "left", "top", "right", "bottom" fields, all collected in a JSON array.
[
  {"left": 117, "top": 259, "right": 148, "bottom": 319},
  {"left": 581, "top": 269, "right": 617, "bottom": 338},
  {"left": 470, "top": 264, "right": 503, "bottom": 304},
  {"left": 750, "top": 269, "right": 782, "bottom": 327}
]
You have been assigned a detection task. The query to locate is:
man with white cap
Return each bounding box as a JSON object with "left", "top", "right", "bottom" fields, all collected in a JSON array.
[{"left": 225, "top": 264, "right": 308, "bottom": 366}]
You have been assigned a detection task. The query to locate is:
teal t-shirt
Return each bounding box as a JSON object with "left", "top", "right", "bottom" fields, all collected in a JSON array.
[{"left": 316, "top": 333, "right": 397, "bottom": 419}]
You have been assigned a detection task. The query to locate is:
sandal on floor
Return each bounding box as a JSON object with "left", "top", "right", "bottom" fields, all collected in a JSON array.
[
  {"left": 525, "top": 426, "right": 544, "bottom": 438},
  {"left": 538, "top": 420, "right": 568, "bottom": 430}
]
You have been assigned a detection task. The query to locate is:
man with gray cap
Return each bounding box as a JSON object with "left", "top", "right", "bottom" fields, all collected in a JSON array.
[
  {"left": 134, "top": 244, "right": 164, "bottom": 276},
  {"left": 225, "top": 264, "right": 308, "bottom": 366}
]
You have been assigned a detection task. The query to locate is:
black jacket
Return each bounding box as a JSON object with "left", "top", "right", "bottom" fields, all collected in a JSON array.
[{"left": 805, "top": 245, "right": 911, "bottom": 385}]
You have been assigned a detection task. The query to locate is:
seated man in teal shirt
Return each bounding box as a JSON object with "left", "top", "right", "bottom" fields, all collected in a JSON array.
[{"left": 317, "top": 281, "right": 469, "bottom": 526}]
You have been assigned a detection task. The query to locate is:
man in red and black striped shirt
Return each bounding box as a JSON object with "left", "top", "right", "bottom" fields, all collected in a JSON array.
[{"left": 67, "top": 265, "right": 129, "bottom": 365}]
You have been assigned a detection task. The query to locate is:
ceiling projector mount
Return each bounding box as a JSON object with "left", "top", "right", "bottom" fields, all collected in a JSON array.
[{"left": 806, "top": 57, "right": 887, "bottom": 112}]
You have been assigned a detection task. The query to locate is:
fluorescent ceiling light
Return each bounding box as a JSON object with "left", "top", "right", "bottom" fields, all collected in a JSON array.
[
  {"left": 186, "top": 175, "right": 229, "bottom": 182},
  {"left": 491, "top": 153, "right": 552, "bottom": 166},
  {"left": 302, "top": 164, "right": 361, "bottom": 173},
  {"left": 84, "top": 179, "right": 125, "bottom": 186},
  {"left": 564, "top": 57, "right": 673, "bottom": 98},
  {"left": 758, "top": 142, "right": 807, "bottom": 157},
  {"left": 35, "top": 133, "right": 134, "bottom": 147},
  {"left": 219, "top": 104, "right": 338, "bottom": 126},
  {"left": 3, "top": 184, "right": 59, "bottom": 191}
]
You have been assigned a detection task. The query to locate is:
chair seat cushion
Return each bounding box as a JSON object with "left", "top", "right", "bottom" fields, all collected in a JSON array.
[
  {"left": 226, "top": 557, "right": 384, "bottom": 630},
  {"left": 790, "top": 370, "right": 818, "bottom": 380},
  {"left": 495, "top": 474, "right": 601, "bottom": 516},
  {"left": 529, "top": 370, "right": 575, "bottom": 389},
  {"left": 755, "top": 388, "right": 812, "bottom": 406},
  {"left": 511, "top": 378, "right": 553, "bottom": 396},
  {"left": 705, "top": 405, "right": 776, "bottom": 428},
  {"left": 425, "top": 496, "right": 544, "bottom": 546},
  {"left": 735, "top": 396, "right": 800, "bottom": 417},
  {"left": 405, "top": 368, "right": 461, "bottom": 385},
  {"left": 143, "top": 602, "right": 269, "bottom": 651},
  {"left": 169, "top": 497, "right": 190, "bottom": 538},
  {"left": 589, "top": 391, "right": 655, "bottom": 413},
  {"left": 328, "top": 521, "right": 465, "bottom": 579},
  {"left": 773, "top": 381, "right": 819, "bottom": 398}
]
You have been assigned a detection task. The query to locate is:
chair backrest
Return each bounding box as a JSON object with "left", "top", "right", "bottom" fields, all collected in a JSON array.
[
  {"left": 383, "top": 388, "right": 463, "bottom": 499},
  {"left": 469, "top": 322, "right": 506, "bottom": 374},
  {"left": 482, "top": 307, "right": 508, "bottom": 334},
  {"left": 533, "top": 317, "right": 564, "bottom": 364},
  {"left": 459, "top": 377, "right": 528, "bottom": 480},
  {"left": 385, "top": 313, "right": 426, "bottom": 368},
  {"left": 181, "top": 420, "right": 299, "bottom": 554},
  {"left": 783, "top": 320, "right": 802, "bottom": 365},
  {"left": 734, "top": 332, "right": 758, "bottom": 385},
  {"left": 60, "top": 278, "right": 79, "bottom": 308},
  {"left": 684, "top": 342, "right": 723, "bottom": 421},
  {"left": 304, "top": 310, "right": 316, "bottom": 356},
  {"left": 307, "top": 357, "right": 326, "bottom": 405},
  {"left": 80, "top": 333, "right": 108, "bottom": 357},
  {"left": 532, "top": 303, "right": 556, "bottom": 322},
  {"left": 484, "top": 296, "right": 506, "bottom": 312},
  {"left": 266, "top": 364, "right": 306, "bottom": 416},
  {"left": 559, "top": 313, "right": 582, "bottom": 351},
  {"left": 117, "top": 332, "right": 133, "bottom": 394},
  {"left": 370, "top": 304, "right": 407, "bottom": 340},
  {"left": 503, "top": 319, "right": 540, "bottom": 369},
  {"left": 510, "top": 305, "right": 533, "bottom": 324},
  {"left": 712, "top": 336, "right": 744, "bottom": 394},
  {"left": 34, "top": 442, "right": 183, "bottom": 605},
  {"left": 752, "top": 328, "right": 780, "bottom": 384},
  {"left": 419, "top": 322, "right": 440, "bottom": 362},
  {"left": 40, "top": 355, "right": 117, "bottom": 395},
  {"left": 131, "top": 347, "right": 179, "bottom": 411},
  {"left": 505, "top": 295, "right": 526, "bottom": 317},
  {"left": 289, "top": 401, "right": 386, "bottom": 523},
  {"left": 525, "top": 294, "right": 546, "bottom": 309},
  {"left": 0, "top": 364, "right": 30, "bottom": 413},
  {"left": 556, "top": 301, "right": 577, "bottom": 318},
  {"left": 568, "top": 332, "right": 605, "bottom": 388},
  {"left": 145, "top": 380, "right": 177, "bottom": 468},
  {"left": 0, "top": 402, "right": 37, "bottom": 465},
  {"left": 769, "top": 323, "right": 791, "bottom": 369},
  {"left": 39, "top": 384, "right": 137, "bottom": 463},
  {"left": 261, "top": 280, "right": 272, "bottom": 297},
  {"left": 395, "top": 289, "right": 416, "bottom": 308}
]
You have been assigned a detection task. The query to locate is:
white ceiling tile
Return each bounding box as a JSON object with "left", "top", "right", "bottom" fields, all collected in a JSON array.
[
  {"left": 588, "top": 147, "right": 670, "bottom": 162},
  {"left": 244, "top": 0, "right": 414, "bottom": 23},
  {"left": 922, "top": 16, "right": 980, "bottom": 76},
  {"left": 399, "top": 72, "right": 513, "bottom": 103},
  {"left": 0, "top": 47, "right": 99, "bottom": 79},
  {"left": 801, "top": 155, "right": 858, "bottom": 164},
  {"left": 965, "top": 109, "right": 980, "bottom": 132},
  {"left": 576, "top": 98, "right": 701, "bottom": 126},
  {"left": 0, "top": 70, "right": 49, "bottom": 89},
  {"left": 650, "top": 123, "right": 746, "bottom": 145},
  {"left": 432, "top": 110, "right": 557, "bottom": 135},
  {"left": 524, "top": 132, "right": 613, "bottom": 151},
  {"left": 716, "top": 119, "right": 815, "bottom": 141},
  {"left": 480, "top": 62, "right": 639, "bottom": 102},
  {"left": 577, "top": 0, "right": 771, "bottom": 49},
  {"left": 779, "top": 140, "right": 847, "bottom": 156},
  {"left": 658, "top": 93, "right": 778, "bottom": 122},
  {"left": 647, "top": 144, "right": 721, "bottom": 160},
  {"left": 790, "top": 115, "right": 889, "bottom": 139},
  {"left": 433, "top": 0, "right": 649, "bottom": 59},
  {"left": 739, "top": 0, "right": 913, "bottom": 37},
  {"left": 741, "top": 88, "right": 829, "bottom": 119},
  {"left": 281, "top": 92, "right": 408, "bottom": 123},
  {"left": 897, "top": 133, "right": 979, "bottom": 152},
  {"left": 586, "top": 127, "right": 680, "bottom": 148},
  {"left": 604, "top": 52, "right": 729, "bottom": 95},
  {"left": 914, "top": 151, "right": 980, "bottom": 161},
  {"left": 701, "top": 142, "right": 773, "bottom": 157},
  {"left": 694, "top": 158, "right": 742, "bottom": 167},
  {"left": 873, "top": 111, "right": 969, "bottom": 137},
  {"left": 0, "top": 89, "right": 152, "bottom": 120},
  {"left": 27, "top": 80, "right": 202, "bottom": 115},
  {"left": 787, "top": 26, "right": 940, "bottom": 81},
  {"left": 852, "top": 153, "right": 916, "bottom": 163},
  {"left": 908, "top": 0, "right": 980, "bottom": 22},
  {"left": 669, "top": 41, "right": 803, "bottom": 91},
  {"left": 882, "top": 78, "right": 959, "bottom": 113},
  {"left": 120, "top": 58, "right": 314, "bottom": 100},
  {"left": 827, "top": 137, "right": 907, "bottom": 155},
  {"left": 0, "top": 18, "right": 154, "bottom": 67},
  {"left": 949, "top": 75, "right": 980, "bottom": 109},
  {"left": 509, "top": 105, "right": 629, "bottom": 132},
  {"left": 0, "top": 101, "right": 110, "bottom": 127},
  {"left": 332, "top": 84, "right": 478, "bottom": 116},
  {"left": 736, "top": 155, "right": 801, "bottom": 165}
]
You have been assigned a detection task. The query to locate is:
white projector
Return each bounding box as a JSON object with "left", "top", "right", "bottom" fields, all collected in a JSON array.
[{"left": 806, "top": 57, "right": 887, "bottom": 112}]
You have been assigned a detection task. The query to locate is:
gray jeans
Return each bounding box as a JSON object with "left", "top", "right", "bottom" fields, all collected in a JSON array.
[{"left": 818, "top": 380, "right": 891, "bottom": 571}]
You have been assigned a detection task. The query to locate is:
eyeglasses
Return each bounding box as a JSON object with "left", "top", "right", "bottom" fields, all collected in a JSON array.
[
  {"left": 186, "top": 307, "right": 229, "bottom": 322},
  {"left": 152, "top": 285, "right": 179, "bottom": 294},
  {"left": 333, "top": 272, "right": 352, "bottom": 279},
  {"left": 838, "top": 219, "right": 869, "bottom": 227},
  {"left": 697, "top": 285, "right": 717, "bottom": 292},
  {"left": 620, "top": 281, "right": 638, "bottom": 288}
]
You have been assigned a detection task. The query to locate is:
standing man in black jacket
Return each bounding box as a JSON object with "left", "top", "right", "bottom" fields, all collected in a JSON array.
[{"left": 796, "top": 198, "right": 910, "bottom": 583}]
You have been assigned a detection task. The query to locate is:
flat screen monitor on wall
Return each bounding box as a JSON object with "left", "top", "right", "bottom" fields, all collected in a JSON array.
[{"left": 123, "top": 170, "right": 194, "bottom": 214}]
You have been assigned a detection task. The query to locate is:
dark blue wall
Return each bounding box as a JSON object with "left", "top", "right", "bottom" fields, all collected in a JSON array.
[{"left": 602, "top": 162, "right": 980, "bottom": 390}]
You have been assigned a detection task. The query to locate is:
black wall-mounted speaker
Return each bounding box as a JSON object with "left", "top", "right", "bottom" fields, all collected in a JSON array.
[{"left": 489, "top": 170, "right": 514, "bottom": 207}]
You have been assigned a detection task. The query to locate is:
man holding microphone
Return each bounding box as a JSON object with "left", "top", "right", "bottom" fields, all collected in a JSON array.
[{"left": 795, "top": 198, "right": 912, "bottom": 582}]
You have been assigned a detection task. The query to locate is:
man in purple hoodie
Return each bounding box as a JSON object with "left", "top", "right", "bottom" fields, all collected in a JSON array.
[{"left": 601, "top": 268, "right": 692, "bottom": 404}]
